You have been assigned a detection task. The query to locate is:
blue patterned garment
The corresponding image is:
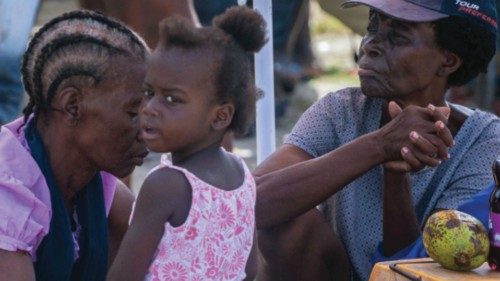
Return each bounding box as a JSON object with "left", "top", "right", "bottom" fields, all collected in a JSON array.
[{"left": 285, "top": 87, "right": 500, "bottom": 281}]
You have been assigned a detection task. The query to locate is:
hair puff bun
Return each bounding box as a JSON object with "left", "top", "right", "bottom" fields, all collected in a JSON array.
[{"left": 213, "top": 6, "right": 267, "bottom": 53}]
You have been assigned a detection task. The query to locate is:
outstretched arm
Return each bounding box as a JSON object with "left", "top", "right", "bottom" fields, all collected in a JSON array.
[{"left": 255, "top": 133, "right": 385, "bottom": 228}]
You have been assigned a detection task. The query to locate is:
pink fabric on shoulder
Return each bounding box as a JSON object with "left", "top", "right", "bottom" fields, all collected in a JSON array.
[
  {"left": 0, "top": 117, "right": 117, "bottom": 259},
  {"left": 101, "top": 171, "right": 117, "bottom": 215},
  {"left": 145, "top": 155, "right": 256, "bottom": 281}
]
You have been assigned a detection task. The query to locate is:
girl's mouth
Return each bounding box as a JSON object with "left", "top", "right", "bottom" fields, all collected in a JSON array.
[{"left": 141, "top": 125, "right": 159, "bottom": 140}]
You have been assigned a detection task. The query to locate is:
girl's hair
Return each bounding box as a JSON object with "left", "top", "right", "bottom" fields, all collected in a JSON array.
[
  {"left": 158, "top": 6, "right": 267, "bottom": 136},
  {"left": 21, "top": 10, "right": 149, "bottom": 122}
]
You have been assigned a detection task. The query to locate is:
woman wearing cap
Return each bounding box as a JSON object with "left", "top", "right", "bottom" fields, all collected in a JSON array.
[
  {"left": 0, "top": 10, "right": 149, "bottom": 280},
  {"left": 255, "top": 0, "right": 499, "bottom": 280}
]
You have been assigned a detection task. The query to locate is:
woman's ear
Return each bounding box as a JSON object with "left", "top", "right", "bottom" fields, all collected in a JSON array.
[
  {"left": 438, "top": 50, "right": 462, "bottom": 77},
  {"left": 53, "top": 86, "right": 83, "bottom": 126},
  {"left": 211, "top": 103, "right": 235, "bottom": 131}
]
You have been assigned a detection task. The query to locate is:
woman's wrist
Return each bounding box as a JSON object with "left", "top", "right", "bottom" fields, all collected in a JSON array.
[{"left": 366, "top": 130, "right": 392, "bottom": 165}]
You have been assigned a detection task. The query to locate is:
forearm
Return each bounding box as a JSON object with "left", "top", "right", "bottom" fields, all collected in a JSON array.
[
  {"left": 256, "top": 132, "right": 385, "bottom": 228},
  {"left": 0, "top": 250, "right": 35, "bottom": 281},
  {"left": 107, "top": 181, "right": 135, "bottom": 266},
  {"left": 382, "top": 169, "right": 420, "bottom": 256}
]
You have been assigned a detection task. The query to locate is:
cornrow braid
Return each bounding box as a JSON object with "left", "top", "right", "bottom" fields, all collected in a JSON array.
[
  {"left": 32, "top": 35, "right": 124, "bottom": 111},
  {"left": 21, "top": 10, "right": 149, "bottom": 123},
  {"left": 21, "top": 10, "right": 146, "bottom": 96}
]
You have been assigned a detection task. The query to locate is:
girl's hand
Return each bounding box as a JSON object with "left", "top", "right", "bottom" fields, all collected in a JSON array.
[{"left": 379, "top": 102, "right": 453, "bottom": 173}]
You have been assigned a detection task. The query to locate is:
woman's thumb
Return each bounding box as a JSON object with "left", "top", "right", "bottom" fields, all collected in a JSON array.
[{"left": 388, "top": 101, "right": 403, "bottom": 119}]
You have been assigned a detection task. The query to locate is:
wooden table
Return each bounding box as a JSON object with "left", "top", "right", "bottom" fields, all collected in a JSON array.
[{"left": 369, "top": 258, "right": 500, "bottom": 281}]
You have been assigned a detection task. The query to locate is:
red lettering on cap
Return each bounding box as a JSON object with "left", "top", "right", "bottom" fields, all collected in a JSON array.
[{"left": 458, "top": 6, "right": 497, "bottom": 28}]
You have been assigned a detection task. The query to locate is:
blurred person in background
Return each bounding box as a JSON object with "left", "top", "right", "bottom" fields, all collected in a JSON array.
[
  {"left": 79, "top": 0, "right": 199, "bottom": 47},
  {"left": 195, "top": 0, "right": 322, "bottom": 122},
  {"left": 0, "top": 0, "right": 40, "bottom": 125}
]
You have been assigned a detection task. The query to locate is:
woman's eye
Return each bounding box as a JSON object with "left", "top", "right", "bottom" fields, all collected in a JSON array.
[
  {"left": 166, "top": 95, "right": 173, "bottom": 102},
  {"left": 366, "top": 25, "right": 377, "bottom": 33},
  {"left": 388, "top": 31, "right": 408, "bottom": 45},
  {"left": 366, "top": 19, "right": 378, "bottom": 34}
]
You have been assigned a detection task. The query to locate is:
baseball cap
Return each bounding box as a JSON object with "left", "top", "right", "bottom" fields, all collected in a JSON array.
[{"left": 342, "top": 0, "right": 498, "bottom": 34}]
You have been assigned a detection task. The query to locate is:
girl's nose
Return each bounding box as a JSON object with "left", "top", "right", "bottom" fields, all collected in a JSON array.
[{"left": 141, "top": 97, "right": 159, "bottom": 117}]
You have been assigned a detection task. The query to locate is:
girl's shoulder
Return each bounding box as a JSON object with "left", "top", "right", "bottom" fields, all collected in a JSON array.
[
  {"left": 142, "top": 166, "right": 191, "bottom": 204},
  {"left": 133, "top": 166, "right": 192, "bottom": 225}
]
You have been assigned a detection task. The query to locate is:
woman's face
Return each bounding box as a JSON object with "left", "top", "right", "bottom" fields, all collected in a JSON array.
[
  {"left": 357, "top": 12, "right": 447, "bottom": 104},
  {"left": 75, "top": 57, "right": 149, "bottom": 178}
]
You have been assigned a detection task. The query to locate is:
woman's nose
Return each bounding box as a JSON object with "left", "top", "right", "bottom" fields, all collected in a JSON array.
[{"left": 360, "top": 34, "right": 383, "bottom": 58}]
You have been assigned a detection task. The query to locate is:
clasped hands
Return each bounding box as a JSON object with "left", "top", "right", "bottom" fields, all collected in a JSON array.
[{"left": 379, "top": 101, "right": 453, "bottom": 173}]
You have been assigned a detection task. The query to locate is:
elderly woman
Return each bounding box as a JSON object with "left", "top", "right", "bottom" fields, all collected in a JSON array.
[
  {"left": 0, "top": 10, "right": 149, "bottom": 280},
  {"left": 256, "top": 0, "right": 499, "bottom": 280}
]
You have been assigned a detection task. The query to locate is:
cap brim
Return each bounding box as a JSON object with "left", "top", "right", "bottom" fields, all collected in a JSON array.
[{"left": 342, "top": 0, "right": 448, "bottom": 23}]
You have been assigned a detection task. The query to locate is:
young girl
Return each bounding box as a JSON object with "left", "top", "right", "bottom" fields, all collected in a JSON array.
[{"left": 107, "top": 6, "right": 266, "bottom": 281}]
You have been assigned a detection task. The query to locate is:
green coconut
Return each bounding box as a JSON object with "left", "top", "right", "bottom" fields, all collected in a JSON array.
[{"left": 422, "top": 210, "right": 489, "bottom": 271}]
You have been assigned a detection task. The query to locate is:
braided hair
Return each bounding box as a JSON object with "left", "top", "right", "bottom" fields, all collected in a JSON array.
[
  {"left": 158, "top": 6, "right": 267, "bottom": 136},
  {"left": 21, "top": 10, "right": 149, "bottom": 123}
]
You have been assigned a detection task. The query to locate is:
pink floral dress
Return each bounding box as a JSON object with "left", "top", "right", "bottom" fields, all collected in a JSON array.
[{"left": 144, "top": 155, "right": 256, "bottom": 281}]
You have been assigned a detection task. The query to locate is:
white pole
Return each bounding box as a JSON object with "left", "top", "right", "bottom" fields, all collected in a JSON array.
[{"left": 254, "top": 0, "right": 276, "bottom": 164}]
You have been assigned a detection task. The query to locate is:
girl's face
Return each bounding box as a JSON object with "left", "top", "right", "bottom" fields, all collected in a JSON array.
[{"left": 140, "top": 47, "right": 219, "bottom": 154}]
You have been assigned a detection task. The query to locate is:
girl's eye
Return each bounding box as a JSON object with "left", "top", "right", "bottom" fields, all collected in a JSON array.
[
  {"left": 164, "top": 95, "right": 180, "bottom": 103},
  {"left": 144, "top": 89, "right": 154, "bottom": 97}
]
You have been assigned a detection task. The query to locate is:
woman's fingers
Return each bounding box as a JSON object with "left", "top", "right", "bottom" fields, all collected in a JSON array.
[
  {"left": 409, "top": 146, "right": 441, "bottom": 167},
  {"left": 427, "top": 104, "right": 454, "bottom": 147},
  {"left": 401, "top": 147, "right": 424, "bottom": 171},
  {"left": 435, "top": 120, "right": 454, "bottom": 147},
  {"left": 427, "top": 104, "right": 449, "bottom": 123},
  {"left": 383, "top": 160, "right": 412, "bottom": 173},
  {"left": 420, "top": 134, "right": 450, "bottom": 160},
  {"left": 385, "top": 143, "right": 442, "bottom": 173},
  {"left": 401, "top": 146, "right": 441, "bottom": 171},
  {"left": 388, "top": 101, "right": 403, "bottom": 119},
  {"left": 380, "top": 102, "right": 454, "bottom": 165},
  {"left": 409, "top": 131, "right": 437, "bottom": 156},
  {"left": 424, "top": 105, "right": 453, "bottom": 148}
]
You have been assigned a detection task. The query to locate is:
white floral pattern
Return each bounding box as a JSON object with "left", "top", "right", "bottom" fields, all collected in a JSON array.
[{"left": 145, "top": 155, "right": 256, "bottom": 281}]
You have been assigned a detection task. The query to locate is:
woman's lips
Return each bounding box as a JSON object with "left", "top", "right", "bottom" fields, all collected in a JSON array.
[{"left": 357, "top": 67, "right": 379, "bottom": 76}]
